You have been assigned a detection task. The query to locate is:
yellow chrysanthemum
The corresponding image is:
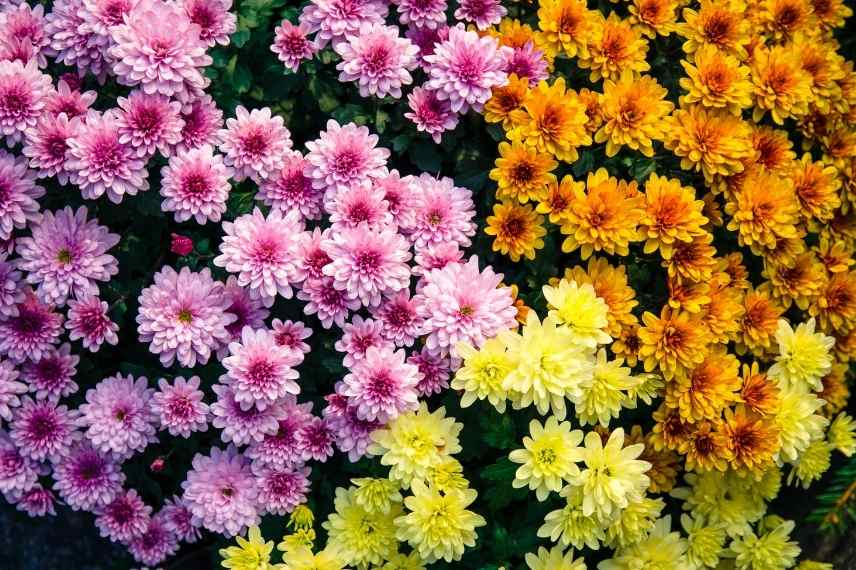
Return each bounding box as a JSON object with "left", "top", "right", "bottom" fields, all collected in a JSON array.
[
  {"left": 395, "top": 480, "right": 486, "bottom": 564},
  {"left": 561, "top": 257, "right": 639, "bottom": 337},
  {"left": 536, "top": 174, "right": 583, "bottom": 224},
  {"left": 629, "top": 0, "right": 679, "bottom": 38},
  {"left": 525, "top": 545, "right": 586, "bottom": 570},
  {"left": 739, "top": 285, "right": 785, "bottom": 356},
  {"left": 750, "top": 126, "right": 796, "bottom": 176},
  {"left": 509, "top": 416, "right": 583, "bottom": 500},
  {"left": 789, "top": 154, "right": 841, "bottom": 223},
  {"left": 280, "top": 545, "right": 346, "bottom": 570},
  {"left": 730, "top": 519, "right": 801, "bottom": 570},
  {"left": 579, "top": 13, "right": 651, "bottom": 82},
  {"left": 701, "top": 277, "right": 745, "bottom": 344},
  {"left": 424, "top": 456, "right": 469, "bottom": 493},
  {"left": 485, "top": 201, "right": 547, "bottom": 261},
  {"left": 793, "top": 36, "right": 846, "bottom": 113},
  {"left": 543, "top": 279, "right": 611, "bottom": 347},
  {"left": 352, "top": 478, "right": 402, "bottom": 515},
  {"left": 751, "top": 45, "right": 812, "bottom": 124},
  {"left": 810, "top": 271, "right": 856, "bottom": 334},
  {"left": 668, "top": 278, "right": 711, "bottom": 314},
  {"left": 762, "top": 251, "right": 828, "bottom": 310},
  {"left": 596, "top": 72, "right": 673, "bottom": 157},
  {"left": 604, "top": 496, "right": 665, "bottom": 548},
  {"left": 488, "top": 18, "right": 539, "bottom": 49},
  {"left": 651, "top": 403, "right": 694, "bottom": 453},
  {"left": 666, "top": 348, "right": 742, "bottom": 423},
  {"left": 220, "top": 526, "right": 280, "bottom": 570},
  {"left": 536, "top": 0, "right": 597, "bottom": 58},
  {"left": 788, "top": 438, "right": 832, "bottom": 488},
  {"left": 490, "top": 140, "right": 557, "bottom": 203},
  {"left": 484, "top": 74, "right": 531, "bottom": 130},
  {"left": 818, "top": 364, "right": 851, "bottom": 416},
  {"left": 828, "top": 412, "right": 856, "bottom": 456},
  {"left": 680, "top": 45, "right": 753, "bottom": 115},
  {"left": 755, "top": 0, "right": 816, "bottom": 41},
  {"left": 640, "top": 173, "right": 708, "bottom": 255},
  {"left": 578, "top": 87, "right": 604, "bottom": 136},
  {"left": 375, "top": 551, "right": 426, "bottom": 570},
  {"left": 661, "top": 232, "right": 719, "bottom": 283},
  {"left": 673, "top": 470, "right": 772, "bottom": 538},
  {"left": 775, "top": 385, "right": 829, "bottom": 462},
  {"left": 453, "top": 338, "right": 512, "bottom": 412},
  {"left": 684, "top": 420, "right": 731, "bottom": 472},
  {"left": 681, "top": 514, "right": 726, "bottom": 569},
  {"left": 678, "top": 0, "right": 750, "bottom": 59},
  {"left": 725, "top": 167, "right": 800, "bottom": 252},
  {"left": 821, "top": 125, "right": 856, "bottom": 171},
  {"left": 639, "top": 307, "right": 710, "bottom": 380},
  {"left": 598, "top": 516, "right": 689, "bottom": 570},
  {"left": 814, "top": 238, "right": 854, "bottom": 274},
  {"left": 539, "top": 485, "right": 606, "bottom": 550},
  {"left": 574, "top": 349, "right": 641, "bottom": 427},
  {"left": 322, "top": 486, "right": 400, "bottom": 567},
  {"left": 559, "top": 168, "right": 644, "bottom": 258},
  {"left": 811, "top": 0, "right": 853, "bottom": 30},
  {"left": 768, "top": 318, "right": 835, "bottom": 392}
]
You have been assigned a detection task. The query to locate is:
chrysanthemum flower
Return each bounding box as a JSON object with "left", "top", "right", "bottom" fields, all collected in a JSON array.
[
  {"left": 485, "top": 201, "right": 546, "bottom": 261},
  {"left": 52, "top": 442, "right": 124, "bottom": 511},
  {"left": 271, "top": 20, "right": 316, "bottom": 72},
  {"left": 678, "top": 0, "right": 749, "bottom": 58},
  {"left": 775, "top": 385, "right": 828, "bottom": 462},
  {"left": 536, "top": 0, "right": 596, "bottom": 58},
  {"left": 730, "top": 519, "right": 801, "bottom": 570},
  {"left": 0, "top": 292, "right": 63, "bottom": 363},
  {"left": 510, "top": 416, "right": 583, "bottom": 501},
  {"left": 666, "top": 349, "right": 741, "bottom": 423},
  {"left": 701, "top": 278, "right": 745, "bottom": 344},
  {"left": 95, "top": 489, "right": 152, "bottom": 544},
  {"left": 42, "top": 80, "right": 96, "bottom": 119},
  {"left": 17, "top": 345, "right": 76, "bottom": 405},
  {"left": 128, "top": 514, "right": 180, "bottom": 566},
  {"left": 536, "top": 174, "right": 582, "bottom": 224},
  {"left": 160, "top": 496, "right": 201, "bottom": 544},
  {"left": 768, "top": 318, "right": 835, "bottom": 392},
  {"left": 10, "top": 397, "right": 77, "bottom": 462},
  {"left": 525, "top": 545, "right": 586, "bottom": 570},
  {"left": 323, "top": 485, "right": 400, "bottom": 567},
  {"left": 818, "top": 364, "right": 850, "bottom": 417},
  {"left": 16, "top": 206, "right": 119, "bottom": 307},
  {"left": 246, "top": 399, "right": 312, "bottom": 468},
  {"left": 629, "top": 0, "right": 679, "bottom": 37},
  {"left": 341, "top": 345, "right": 419, "bottom": 422},
  {"left": 828, "top": 412, "right": 856, "bottom": 456},
  {"left": 66, "top": 109, "right": 150, "bottom": 204},
  {"left": 579, "top": 13, "right": 650, "bottom": 83},
  {"left": 182, "top": 445, "right": 260, "bottom": 537},
  {"left": 368, "top": 291, "right": 421, "bottom": 348},
  {"left": 181, "top": 0, "right": 236, "bottom": 47},
  {"left": 455, "top": 0, "right": 506, "bottom": 29},
  {"left": 116, "top": 91, "right": 184, "bottom": 159},
  {"left": 756, "top": 0, "right": 815, "bottom": 41},
  {"left": 0, "top": 150, "right": 44, "bottom": 241},
  {"left": 151, "top": 376, "right": 209, "bottom": 438},
  {"left": 612, "top": 323, "right": 643, "bottom": 368},
  {"left": 452, "top": 338, "right": 512, "bottom": 412},
  {"left": 543, "top": 279, "right": 611, "bottom": 347},
  {"left": 639, "top": 307, "right": 709, "bottom": 380},
  {"left": 596, "top": 72, "right": 673, "bottom": 158},
  {"left": 424, "top": 24, "right": 510, "bottom": 114},
  {"left": 335, "top": 23, "right": 418, "bottom": 99},
  {"left": 408, "top": 347, "right": 451, "bottom": 396},
  {"left": 539, "top": 486, "right": 606, "bottom": 550},
  {"left": 639, "top": 173, "right": 708, "bottom": 255},
  {"left": 176, "top": 94, "right": 223, "bottom": 153},
  {"left": 160, "top": 144, "right": 232, "bottom": 224},
  {"left": 298, "top": 276, "right": 361, "bottom": 329},
  {"left": 0, "top": 59, "right": 51, "bottom": 144},
  {"left": 257, "top": 151, "right": 323, "bottom": 221},
  {"left": 305, "top": 120, "right": 390, "bottom": 198},
  {"left": 790, "top": 154, "right": 841, "bottom": 224},
  {"left": 502, "top": 41, "right": 550, "bottom": 87},
  {"left": 0, "top": 361, "right": 25, "bottom": 421},
  {"left": 299, "top": 0, "right": 388, "bottom": 48},
  {"left": 270, "top": 319, "right": 312, "bottom": 362},
  {"left": 751, "top": 45, "right": 812, "bottom": 125},
  {"left": 335, "top": 316, "right": 388, "bottom": 367},
  {"left": 490, "top": 140, "right": 557, "bottom": 204},
  {"left": 738, "top": 285, "right": 784, "bottom": 356},
  {"left": 64, "top": 295, "right": 117, "bottom": 353},
  {"left": 45, "top": 0, "right": 108, "bottom": 79},
  {"left": 811, "top": 0, "right": 853, "bottom": 29},
  {"left": 404, "top": 86, "right": 459, "bottom": 143},
  {"left": 253, "top": 463, "right": 310, "bottom": 516},
  {"left": 679, "top": 44, "right": 752, "bottom": 115},
  {"left": 559, "top": 168, "right": 644, "bottom": 259},
  {"left": 326, "top": 181, "right": 393, "bottom": 230},
  {"left": 395, "top": 0, "right": 447, "bottom": 29},
  {"left": 78, "top": 374, "right": 157, "bottom": 459},
  {"left": 223, "top": 327, "right": 301, "bottom": 409},
  {"left": 574, "top": 350, "right": 641, "bottom": 427},
  {"left": 413, "top": 242, "right": 464, "bottom": 275},
  {"left": 483, "top": 73, "right": 530, "bottom": 129},
  {"left": 219, "top": 106, "right": 291, "bottom": 181},
  {"left": 810, "top": 271, "right": 856, "bottom": 333},
  {"left": 22, "top": 113, "right": 76, "bottom": 184},
  {"left": 408, "top": 174, "right": 476, "bottom": 250},
  {"left": 14, "top": 484, "right": 56, "bottom": 518},
  {"left": 211, "top": 384, "right": 287, "bottom": 445}
]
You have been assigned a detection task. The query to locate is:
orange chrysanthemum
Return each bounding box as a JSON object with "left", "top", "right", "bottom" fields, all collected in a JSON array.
[
  {"left": 811, "top": 0, "right": 854, "bottom": 30},
  {"left": 508, "top": 283, "right": 532, "bottom": 325},
  {"left": 821, "top": 125, "right": 856, "bottom": 171},
  {"left": 612, "top": 322, "right": 642, "bottom": 368},
  {"left": 762, "top": 252, "right": 828, "bottom": 310},
  {"left": 763, "top": 231, "right": 809, "bottom": 268},
  {"left": 485, "top": 201, "right": 547, "bottom": 261},
  {"left": 490, "top": 141, "right": 557, "bottom": 204},
  {"left": 639, "top": 307, "right": 710, "bottom": 380},
  {"left": 577, "top": 87, "right": 604, "bottom": 136},
  {"left": 739, "top": 284, "right": 784, "bottom": 356},
  {"left": 810, "top": 271, "right": 856, "bottom": 333},
  {"left": 579, "top": 13, "right": 651, "bottom": 82},
  {"left": 489, "top": 18, "right": 539, "bottom": 49},
  {"left": 793, "top": 36, "right": 846, "bottom": 113},
  {"left": 628, "top": 425, "right": 680, "bottom": 493},
  {"left": 790, "top": 153, "right": 842, "bottom": 223},
  {"left": 725, "top": 167, "right": 800, "bottom": 252},
  {"left": 536, "top": 174, "right": 583, "bottom": 224},
  {"left": 661, "top": 232, "right": 719, "bottom": 283},
  {"left": 817, "top": 363, "right": 850, "bottom": 417},
  {"left": 678, "top": 0, "right": 750, "bottom": 59},
  {"left": 596, "top": 72, "right": 674, "bottom": 157},
  {"left": 814, "top": 238, "right": 854, "bottom": 274},
  {"left": 834, "top": 327, "right": 856, "bottom": 361},
  {"left": 651, "top": 403, "right": 694, "bottom": 452},
  {"left": 754, "top": 0, "right": 816, "bottom": 42},
  {"left": 740, "top": 363, "right": 781, "bottom": 417},
  {"left": 751, "top": 45, "right": 812, "bottom": 124},
  {"left": 718, "top": 252, "right": 750, "bottom": 290},
  {"left": 685, "top": 421, "right": 731, "bottom": 472},
  {"left": 701, "top": 277, "right": 746, "bottom": 344},
  {"left": 484, "top": 74, "right": 531, "bottom": 130},
  {"left": 640, "top": 173, "right": 708, "bottom": 255},
  {"left": 629, "top": 0, "right": 679, "bottom": 38},
  {"left": 668, "top": 278, "right": 712, "bottom": 314},
  {"left": 666, "top": 348, "right": 742, "bottom": 423},
  {"left": 719, "top": 406, "right": 780, "bottom": 474},
  {"left": 559, "top": 168, "right": 644, "bottom": 258},
  {"left": 562, "top": 257, "right": 639, "bottom": 336},
  {"left": 679, "top": 44, "right": 753, "bottom": 115},
  {"left": 537, "top": 0, "right": 597, "bottom": 58},
  {"left": 750, "top": 126, "right": 796, "bottom": 176},
  {"left": 702, "top": 192, "right": 725, "bottom": 228}
]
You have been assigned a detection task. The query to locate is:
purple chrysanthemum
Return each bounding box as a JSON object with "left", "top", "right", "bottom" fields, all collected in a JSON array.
[
  {"left": 335, "top": 23, "right": 418, "bottom": 99},
  {"left": 10, "top": 397, "right": 78, "bottom": 462},
  {"left": 0, "top": 58, "right": 51, "bottom": 143},
  {"left": 253, "top": 463, "right": 310, "bottom": 516},
  {"left": 66, "top": 109, "right": 150, "bottom": 204},
  {"left": 116, "top": 91, "right": 185, "bottom": 158},
  {"left": 95, "top": 489, "right": 152, "bottom": 543},
  {"left": 297, "top": 276, "right": 361, "bottom": 329},
  {"left": 413, "top": 241, "right": 464, "bottom": 274},
  {"left": 22, "top": 113, "right": 77, "bottom": 184},
  {"left": 455, "top": 0, "right": 507, "bottom": 30},
  {"left": 151, "top": 376, "right": 209, "bottom": 438},
  {"left": 222, "top": 327, "right": 301, "bottom": 409},
  {"left": 65, "top": 295, "right": 119, "bottom": 352},
  {"left": 218, "top": 106, "right": 291, "bottom": 181},
  {"left": 257, "top": 150, "right": 324, "bottom": 221},
  {"left": 395, "top": 0, "right": 447, "bottom": 29},
  {"left": 160, "top": 144, "right": 232, "bottom": 224},
  {"left": 176, "top": 94, "right": 223, "bottom": 153},
  {"left": 304, "top": 120, "right": 390, "bottom": 199},
  {"left": 214, "top": 208, "right": 303, "bottom": 307},
  {"left": 335, "top": 316, "right": 390, "bottom": 368},
  {"left": 505, "top": 42, "right": 549, "bottom": 85},
  {"left": 299, "top": 0, "right": 388, "bottom": 48},
  {"left": 136, "top": 266, "right": 235, "bottom": 368},
  {"left": 0, "top": 255, "right": 23, "bottom": 317},
  {"left": 0, "top": 360, "right": 26, "bottom": 423},
  {"left": 14, "top": 483, "right": 56, "bottom": 517},
  {"left": 408, "top": 347, "right": 451, "bottom": 396},
  {"left": 373, "top": 290, "right": 424, "bottom": 347},
  {"left": 246, "top": 398, "right": 313, "bottom": 469},
  {"left": 210, "top": 384, "right": 286, "bottom": 446},
  {"left": 52, "top": 442, "right": 125, "bottom": 511},
  {"left": 321, "top": 222, "right": 411, "bottom": 308},
  {"left": 425, "top": 24, "right": 510, "bottom": 113},
  {"left": 408, "top": 173, "right": 476, "bottom": 250},
  {"left": 20, "top": 343, "right": 79, "bottom": 401},
  {"left": 45, "top": 0, "right": 107, "bottom": 80},
  {"left": 16, "top": 206, "right": 119, "bottom": 307},
  {"left": 160, "top": 496, "right": 201, "bottom": 544},
  {"left": 0, "top": 431, "right": 39, "bottom": 496},
  {"left": 0, "top": 292, "right": 63, "bottom": 363},
  {"left": 78, "top": 374, "right": 157, "bottom": 459},
  {"left": 43, "top": 81, "right": 96, "bottom": 119},
  {"left": 0, "top": 3, "right": 50, "bottom": 67},
  {"left": 404, "top": 86, "right": 458, "bottom": 144},
  {"left": 292, "top": 228, "right": 331, "bottom": 284},
  {"left": 298, "top": 416, "right": 335, "bottom": 462},
  {"left": 181, "top": 0, "right": 237, "bottom": 47},
  {"left": 376, "top": 170, "right": 416, "bottom": 228},
  {"left": 323, "top": 391, "right": 381, "bottom": 461},
  {"left": 341, "top": 346, "right": 420, "bottom": 421},
  {"left": 0, "top": 149, "right": 44, "bottom": 241},
  {"left": 127, "top": 514, "right": 179, "bottom": 566},
  {"left": 415, "top": 256, "right": 517, "bottom": 356},
  {"left": 222, "top": 276, "right": 269, "bottom": 344},
  {"left": 405, "top": 23, "right": 449, "bottom": 62},
  {"left": 181, "top": 445, "right": 260, "bottom": 536},
  {"left": 271, "top": 319, "right": 312, "bottom": 362},
  {"left": 326, "top": 181, "right": 394, "bottom": 231},
  {"left": 271, "top": 20, "right": 316, "bottom": 72}
]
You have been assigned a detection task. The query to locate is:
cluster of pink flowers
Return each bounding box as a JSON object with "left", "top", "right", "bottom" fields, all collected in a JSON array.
[{"left": 272, "top": 0, "right": 535, "bottom": 142}]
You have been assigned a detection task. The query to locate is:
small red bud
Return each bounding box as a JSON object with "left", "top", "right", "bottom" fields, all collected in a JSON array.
[
  {"left": 170, "top": 233, "right": 194, "bottom": 256},
  {"left": 150, "top": 457, "right": 166, "bottom": 473},
  {"left": 59, "top": 72, "right": 82, "bottom": 92}
]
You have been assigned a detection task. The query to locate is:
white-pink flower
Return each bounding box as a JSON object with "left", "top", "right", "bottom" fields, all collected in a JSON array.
[
  {"left": 334, "top": 23, "right": 419, "bottom": 99},
  {"left": 222, "top": 327, "right": 301, "bottom": 409},
  {"left": 341, "top": 345, "right": 419, "bottom": 422},
  {"left": 151, "top": 376, "right": 209, "bottom": 438},
  {"left": 160, "top": 144, "right": 232, "bottom": 224},
  {"left": 0, "top": 59, "right": 51, "bottom": 144},
  {"left": 218, "top": 106, "right": 291, "bottom": 181},
  {"left": 299, "top": 0, "right": 388, "bottom": 48},
  {"left": 408, "top": 173, "right": 477, "bottom": 250},
  {"left": 0, "top": 149, "right": 44, "bottom": 241},
  {"left": 116, "top": 90, "right": 185, "bottom": 158},
  {"left": 181, "top": 0, "right": 237, "bottom": 47}
]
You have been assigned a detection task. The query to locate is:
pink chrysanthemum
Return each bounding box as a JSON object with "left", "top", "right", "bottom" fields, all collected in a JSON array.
[
  {"left": 395, "top": 0, "right": 447, "bottom": 29},
  {"left": 321, "top": 222, "right": 412, "bottom": 308},
  {"left": 14, "top": 483, "right": 56, "bottom": 517},
  {"left": 43, "top": 81, "right": 96, "bottom": 119},
  {"left": 455, "top": 0, "right": 507, "bottom": 30},
  {"left": 20, "top": 343, "right": 79, "bottom": 402},
  {"left": 22, "top": 113, "right": 77, "bottom": 184},
  {"left": 79, "top": 0, "right": 136, "bottom": 43},
  {"left": 271, "top": 319, "right": 312, "bottom": 362},
  {"left": 326, "top": 181, "right": 394, "bottom": 230},
  {"left": 219, "top": 106, "right": 291, "bottom": 181},
  {"left": 116, "top": 91, "right": 185, "bottom": 158},
  {"left": 65, "top": 295, "right": 119, "bottom": 352},
  {"left": 341, "top": 346, "right": 419, "bottom": 422},
  {"left": 405, "top": 23, "right": 449, "bottom": 62},
  {"left": 292, "top": 228, "right": 331, "bottom": 284},
  {"left": 413, "top": 241, "right": 464, "bottom": 274},
  {"left": 408, "top": 174, "right": 477, "bottom": 250},
  {"left": 78, "top": 374, "right": 157, "bottom": 460},
  {"left": 181, "top": 445, "right": 260, "bottom": 536},
  {"left": 151, "top": 376, "right": 209, "bottom": 438},
  {"left": 299, "top": 0, "right": 388, "bottom": 48},
  {"left": 297, "top": 276, "right": 361, "bottom": 329},
  {"left": 108, "top": 0, "right": 211, "bottom": 103},
  {"left": 160, "top": 144, "right": 232, "bottom": 224},
  {"left": 0, "top": 149, "right": 44, "bottom": 241},
  {"left": 372, "top": 290, "right": 424, "bottom": 346},
  {"left": 181, "top": 0, "right": 237, "bottom": 47},
  {"left": 160, "top": 496, "right": 201, "bottom": 544},
  {"left": 323, "top": 391, "right": 381, "bottom": 461},
  {"left": 66, "top": 109, "right": 150, "bottom": 204},
  {"left": 222, "top": 276, "right": 269, "bottom": 344},
  {"left": 335, "top": 23, "right": 419, "bottom": 99},
  {"left": 45, "top": 0, "right": 107, "bottom": 80},
  {"left": 0, "top": 3, "right": 50, "bottom": 67},
  {"left": 505, "top": 42, "right": 549, "bottom": 85},
  {"left": 335, "top": 316, "right": 391, "bottom": 367},
  {"left": 271, "top": 20, "right": 316, "bottom": 72},
  {"left": 0, "top": 58, "right": 51, "bottom": 143},
  {"left": 405, "top": 86, "right": 459, "bottom": 143},
  {"left": 128, "top": 514, "right": 179, "bottom": 566},
  {"left": 246, "top": 398, "right": 313, "bottom": 468},
  {"left": 409, "top": 347, "right": 451, "bottom": 396},
  {"left": 0, "top": 256, "right": 23, "bottom": 317},
  {"left": 0, "top": 360, "right": 26, "bottom": 422},
  {"left": 304, "top": 120, "right": 390, "bottom": 198},
  {"left": 0, "top": 292, "right": 63, "bottom": 363},
  {"left": 253, "top": 463, "right": 310, "bottom": 516},
  {"left": 16, "top": 206, "right": 119, "bottom": 307},
  {"left": 415, "top": 256, "right": 517, "bottom": 356},
  {"left": 223, "top": 327, "right": 301, "bottom": 409},
  {"left": 9, "top": 397, "right": 77, "bottom": 462},
  {"left": 376, "top": 170, "right": 416, "bottom": 227},
  {"left": 257, "top": 151, "right": 324, "bottom": 221},
  {"left": 298, "top": 416, "right": 335, "bottom": 462},
  {"left": 176, "top": 94, "right": 223, "bottom": 153},
  {"left": 214, "top": 208, "right": 303, "bottom": 307},
  {"left": 52, "top": 442, "right": 124, "bottom": 511},
  {"left": 211, "top": 384, "right": 286, "bottom": 446},
  {"left": 136, "top": 266, "right": 235, "bottom": 368},
  {"left": 0, "top": 432, "right": 39, "bottom": 496},
  {"left": 95, "top": 489, "right": 152, "bottom": 544},
  {"left": 425, "top": 24, "right": 510, "bottom": 113}
]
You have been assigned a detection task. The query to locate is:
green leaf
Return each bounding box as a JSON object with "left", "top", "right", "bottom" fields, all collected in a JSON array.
[
  {"left": 410, "top": 140, "right": 442, "bottom": 173},
  {"left": 481, "top": 413, "right": 516, "bottom": 450},
  {"left": 481, "top": 457, "right": 517, "bottom": 482}
]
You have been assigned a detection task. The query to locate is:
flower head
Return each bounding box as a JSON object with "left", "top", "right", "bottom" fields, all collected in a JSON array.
[
  {"left": 219, "top": 106, "right": 291, "bottom": 181},
  {"left": 335, "top": 23, "right": 418, "bottom": 99},
  {"left": 160, "top": 144, "right": 232, "bottom": 224},
  {"left": 78, "top": 374, "right": 157, "bottom": 459},
  {"left": 52, "top": 442, "right": 124, "bottom": 511},
  {"left": 596, "top": 72, "right": 673, "bottom": 157},
  {"left": 510, "top": 417, "right": 583, "bottom": 501},
  {"left": 272, "top": 21, "right": 316, "bottom": 72},
  {"left": 223, "top": 327, "right": 301, "bottom": 409},
  {"left": 151, "top": 376, "right": 209, "bottom": 438}
]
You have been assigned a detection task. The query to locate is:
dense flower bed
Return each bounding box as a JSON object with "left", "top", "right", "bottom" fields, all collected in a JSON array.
[{"left": 0, "top": 0, "right": 854, "bottom": 569}]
